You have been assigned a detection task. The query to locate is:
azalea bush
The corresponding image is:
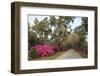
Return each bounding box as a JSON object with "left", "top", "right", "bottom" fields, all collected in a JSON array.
[
  {"left": 51, "top": 45, "right": 58, "bottom": 52},
  {"left": 33, "top": 44, "right": 54, "bottom": 57}
]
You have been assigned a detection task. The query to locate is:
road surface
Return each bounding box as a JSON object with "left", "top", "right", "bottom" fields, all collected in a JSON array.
[{"left": 56, "top": 49, "right": 82, "bottom": 59}]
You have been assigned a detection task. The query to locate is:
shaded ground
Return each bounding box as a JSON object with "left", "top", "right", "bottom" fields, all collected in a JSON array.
[
  {"left": 76, "top": 50, "right": 88, "bottom": 58},
  {"left": 56, "top": 49, "right": 82, "bottom": 59}
]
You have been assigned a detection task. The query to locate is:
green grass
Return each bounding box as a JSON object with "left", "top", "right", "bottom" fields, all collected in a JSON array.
[{"left": 29, "top": 51, "right": 64, "bottom": 60}]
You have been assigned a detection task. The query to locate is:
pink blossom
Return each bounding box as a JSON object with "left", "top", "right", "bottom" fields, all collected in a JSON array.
[{"left": 33, "top": 44, "right": 54, "bottom": 57}]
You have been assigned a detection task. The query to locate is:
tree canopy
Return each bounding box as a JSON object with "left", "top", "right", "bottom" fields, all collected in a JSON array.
[{"left": 28, "top": 16, "right": 88, "bottom": 50}]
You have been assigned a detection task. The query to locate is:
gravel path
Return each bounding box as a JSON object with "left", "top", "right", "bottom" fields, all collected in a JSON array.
[{"left": 56, "top": 49, "right": 82, "bottom": 59}]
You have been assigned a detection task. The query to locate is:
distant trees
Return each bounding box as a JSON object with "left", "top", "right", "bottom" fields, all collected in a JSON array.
[
  {"left": 67, "top": 33, "right": 80, "bottom": 48},
  {"left": 74, "top": 17, "right": 88, "bottom": 49},
  {"left": 82, "top": 17, "right": 88, "bottom": 32}
]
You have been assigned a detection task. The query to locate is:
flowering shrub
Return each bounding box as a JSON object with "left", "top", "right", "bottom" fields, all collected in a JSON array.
[
  {"left": 51, "top": 45, "right": 58, "bottom": 52},
  {"left": 33, "top": 44, "right": 54, "bottom": 57},
  {"left": 52, "top": 45, "right": 68, "bottom": 51}
]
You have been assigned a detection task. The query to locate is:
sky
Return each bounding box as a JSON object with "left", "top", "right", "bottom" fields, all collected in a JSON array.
[{"left": 28, "top": 15, "right": 82, "bottom": 31}]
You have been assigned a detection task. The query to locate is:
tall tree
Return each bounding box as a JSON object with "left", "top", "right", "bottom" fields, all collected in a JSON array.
[
  {"left": 74, "top": 23, "right": 87, "bottom": 48},
  {"left": 82, "top": 17, "right": 88, "bottom": 32},
  {"left": 52, "top": 16, "right": 75, "bottom": 47},
  {"left": 32, "top": 17, "right": 52, "bottom": 44}
]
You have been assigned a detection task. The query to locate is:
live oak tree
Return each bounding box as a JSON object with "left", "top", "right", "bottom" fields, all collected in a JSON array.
[{"left": 50, "top": 16, "right": 75, "bottom": 48}]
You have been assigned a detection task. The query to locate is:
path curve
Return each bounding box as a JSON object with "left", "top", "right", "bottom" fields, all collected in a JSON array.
[{"left": 56, "top": 49, "right": 82, "bottom": 59}]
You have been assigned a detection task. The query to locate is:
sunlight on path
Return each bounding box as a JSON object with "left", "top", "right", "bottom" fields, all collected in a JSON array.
[{"left": 56, "top": 49, "right": 82, "bottom": 59}]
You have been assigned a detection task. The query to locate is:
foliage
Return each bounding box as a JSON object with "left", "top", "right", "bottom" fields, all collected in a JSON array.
[
  {"left": 33, "top": 44, "right": 54, "bottom": 57},
  {"left": 49, "top": 16, "right": 75, "bottom": 47},
  {"left": 74, "top": 24, "right": 87, "bottom": 48},
  {"left": 32, "top": 18, "right": 52, "bottom": 44},
  {"left": 28, "top": 16, "right": 76, "bottom": 48},
  {"left": 82, "top": 17, "right": 88, "bottom": 32},
  {"left": 29, "top": 48, "right": 38, "bottom": 58},
  {"left": 67, "top": 33, "right": 80, "bottom": 48}
]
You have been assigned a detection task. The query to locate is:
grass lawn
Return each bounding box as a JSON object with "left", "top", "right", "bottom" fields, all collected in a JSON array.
[{"left": 29, "top": 51, "right": 65, "bottom": 60}]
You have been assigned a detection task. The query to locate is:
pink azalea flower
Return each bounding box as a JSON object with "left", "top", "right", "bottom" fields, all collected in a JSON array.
[{"left": 32, "top": 44, "right": 54, "bottom": 57}]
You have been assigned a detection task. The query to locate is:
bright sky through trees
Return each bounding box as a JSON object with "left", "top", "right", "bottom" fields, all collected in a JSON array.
[{"left": 28, "top": 15, "right": 82, "bottom": 31}]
